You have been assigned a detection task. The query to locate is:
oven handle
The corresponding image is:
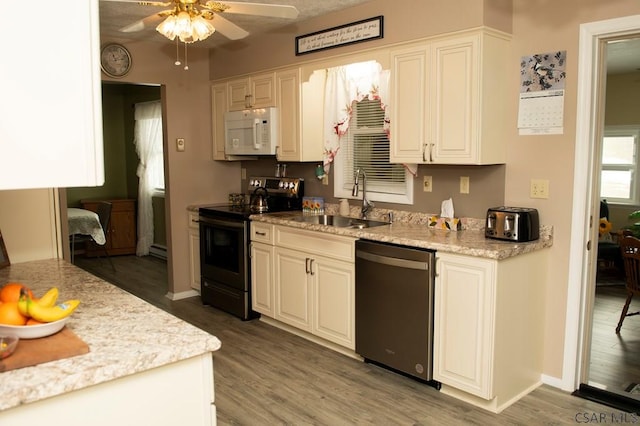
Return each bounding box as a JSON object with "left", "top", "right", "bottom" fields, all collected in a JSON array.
[{"left": 198, "top": 216, "right": 246, "bottom": 230}]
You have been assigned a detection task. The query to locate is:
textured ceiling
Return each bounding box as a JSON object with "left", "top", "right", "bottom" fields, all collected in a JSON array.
[{"left": 99, "top": 0, "right": 373, "bottom": 49}]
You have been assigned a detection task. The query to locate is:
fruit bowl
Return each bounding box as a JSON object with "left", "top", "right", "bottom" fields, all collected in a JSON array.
[
  {"left": 0, "top": 335, "right": 19, "bottom": 359},
  {"left": 0, "top": 317, "right": 68, "bottom": 339}
]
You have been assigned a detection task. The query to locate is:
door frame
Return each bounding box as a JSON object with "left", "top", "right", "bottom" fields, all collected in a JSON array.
[{"left": 564, "top": 14, "right": 640, "bottom": 391}]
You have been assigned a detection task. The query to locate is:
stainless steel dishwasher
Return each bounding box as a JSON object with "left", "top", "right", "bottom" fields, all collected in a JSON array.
[{"left": 355, "top": 239, "right": 438, "bottom": 386}]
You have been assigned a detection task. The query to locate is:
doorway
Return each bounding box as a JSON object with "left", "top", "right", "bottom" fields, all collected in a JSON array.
[
  {"left": 63, "top": 83, "right": 169, "bottom": 285},
  {"left": 569, "top": 15, "right": 640, "bottom": 410}
]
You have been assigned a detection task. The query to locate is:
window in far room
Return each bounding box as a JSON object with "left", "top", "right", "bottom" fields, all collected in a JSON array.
[{"left": 600, "top": 126, "right": 639, "bottom": 204}]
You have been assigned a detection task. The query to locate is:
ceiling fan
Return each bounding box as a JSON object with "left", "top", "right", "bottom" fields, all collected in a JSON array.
[{"left": 101, "top": 0, "right": 299, "bottom": 43}]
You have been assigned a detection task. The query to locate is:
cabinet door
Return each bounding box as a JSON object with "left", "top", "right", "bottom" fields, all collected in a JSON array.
[
  {"left": 251, "top": 242, "right": 274, "bottom": 316},
  {"left": 274, "top": 247, "right": 311, "bottom": 331},
  {"left": 228, "top": 78, "right": 251, "bottom": 111},
  {"left": 211, "top": 83, "right": 228, "bottom": 160},
  {"left": 433, "top": 252, "right": 496, "bottom": 399},
  {"left": 109, "top": 206, "right": 136, "bottom": 254},
  {"left": 275, "top": 68, "right": 301, "bottom": 162},
  {"left": 312, "top": 256, "right": 355, "bottom": 349},
  {"left": 389, "top": 42, "right": 430, "bottom": 164},
  {"left": 188, "top": 211, "right": 201, "bottom": 292},
  {"left": 251, "top": 72, "right": 276, "bottom": 108},
  {"left": 0, "top": 0, "right": 103, "bottom": 190},
  {"left": 430, "top": 35, "right": 478, "bottom": 164}
]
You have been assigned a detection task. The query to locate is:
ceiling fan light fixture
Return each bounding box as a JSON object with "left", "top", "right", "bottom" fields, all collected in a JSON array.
[
  {"left": 156, "top": 14, "right": 178, "bottom": 41},
  {"left": 156, "top": 9, "right": 215, "bottom": 43},
  {"left": 191, "top": 15, "right": 215, "bottom": 41}
]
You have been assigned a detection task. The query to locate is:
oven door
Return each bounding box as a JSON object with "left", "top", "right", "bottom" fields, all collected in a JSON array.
[{"left": 199, "top": 215, "right": 248, "bottom": 291}]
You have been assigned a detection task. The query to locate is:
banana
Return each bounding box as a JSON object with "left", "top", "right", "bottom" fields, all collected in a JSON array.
[
  {"left": 24, "top": 298, "right": 80, "bottom": 323},
  {"left": 17, "top": 287, "right": 59, "bottom": 316},
  {"left": 37, "top": 287, "right": 59, "bottom": 308},
  {"left": 18, "top": 289, "right": 80, "bottom": 323}
]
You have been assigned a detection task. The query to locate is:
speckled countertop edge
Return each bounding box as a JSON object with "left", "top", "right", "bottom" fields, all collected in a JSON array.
[
  {"left": 0, "top": 259, "right": 221, "bottom": 412},
  {"left": 249, "top": 208, "right": 553, "bottom": 260}
]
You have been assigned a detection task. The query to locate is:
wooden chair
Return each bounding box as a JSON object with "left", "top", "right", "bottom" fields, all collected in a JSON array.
[
  {"left": 616, "top": 235, "right": 640, "bottom": 333},
  {"left": 70, "top": 201, "right": 115, "bottom": 271}
]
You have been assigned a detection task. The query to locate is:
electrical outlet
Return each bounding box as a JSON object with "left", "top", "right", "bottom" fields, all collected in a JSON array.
[
  {"left": 176, "top": 138, "right": 185, "bottom": 152},
  {"left": 530, "top": 179, "right": 549, "bottom": 199},
  {"left": 460, "top": 176, "right": 470, "bottom": 194},
  {"left": 423, "top": 176, "right": 432, "bottom": 192}
]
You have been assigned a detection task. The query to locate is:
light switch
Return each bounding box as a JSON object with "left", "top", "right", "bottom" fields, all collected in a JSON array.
[
  {"left": 460, "top": 176, "right": 470, "bottom": 194},
  {"left": 176, "top": 138, "right": 185, "bottom": 152}
]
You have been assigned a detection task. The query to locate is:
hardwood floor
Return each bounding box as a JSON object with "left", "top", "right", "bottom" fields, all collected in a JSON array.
[
  {"left": 74, "top": 255, "right": 623, "bottom": 424},
  {"left": 590, "top": 274, "right": 640, "bottom": 399}
]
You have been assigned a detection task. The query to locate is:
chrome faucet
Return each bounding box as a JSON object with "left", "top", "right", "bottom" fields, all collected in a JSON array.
[{"left": 352, "top": 168, "right": 374, "bottom": 219}]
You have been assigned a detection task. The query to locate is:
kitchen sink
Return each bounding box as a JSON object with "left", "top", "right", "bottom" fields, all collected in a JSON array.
[{"left": 293, "top": 215, "right": 389, "bottom": 229}]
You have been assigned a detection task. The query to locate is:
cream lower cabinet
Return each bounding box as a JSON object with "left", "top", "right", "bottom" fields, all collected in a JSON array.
[
  {"left": 253, "top": 224, "right": 355, "bottom": 350},
  {"left": 390, "top": 28, "right": 510, "bottom": 165},
  {"left": 250, "top": 222, "right": 276, "bottom": 317},
  {"left": 433, "top": 249, "right": 548, "bottom": 413},
  {"left": 188, "top": 211, "right": 201, "bottom": 292}
]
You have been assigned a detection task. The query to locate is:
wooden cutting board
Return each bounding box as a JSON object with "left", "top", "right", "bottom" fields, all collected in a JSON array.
[{"left": 0, "top": 327, "right": 89, "bottom": 373}]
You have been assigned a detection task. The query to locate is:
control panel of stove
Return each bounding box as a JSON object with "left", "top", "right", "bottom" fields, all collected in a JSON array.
[{"left": 247, "top": 177, "right": 303, "bottom": 197}]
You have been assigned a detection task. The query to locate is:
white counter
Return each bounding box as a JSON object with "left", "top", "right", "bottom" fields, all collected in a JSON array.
[{"left": 0, "top": 259, "right": 221, "bottom": 425}]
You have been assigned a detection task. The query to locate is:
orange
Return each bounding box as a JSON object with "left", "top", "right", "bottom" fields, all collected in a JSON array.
[
  {"left": 26, "top": 318, "right": 43, "bottom": 326},
  {"left": 0, "top": 283, "right": 33, "bottom": 303},
  {"left": 0, "top": 302, "right": 28, "bottom": 325}
]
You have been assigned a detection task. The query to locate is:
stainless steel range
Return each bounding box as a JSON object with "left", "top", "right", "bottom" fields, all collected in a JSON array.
[{"left": 198, "top": 177, "right": 304, "bottom": 320}]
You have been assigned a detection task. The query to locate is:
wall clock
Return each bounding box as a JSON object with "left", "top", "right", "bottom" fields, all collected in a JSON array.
[{"left": 100, "top": 43, "right": 132, "bottom": 78}]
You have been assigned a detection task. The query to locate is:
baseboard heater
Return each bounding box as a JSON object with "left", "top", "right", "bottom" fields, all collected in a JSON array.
[{"left": 149, "top": 244, "right": 167, "bottom": 260}]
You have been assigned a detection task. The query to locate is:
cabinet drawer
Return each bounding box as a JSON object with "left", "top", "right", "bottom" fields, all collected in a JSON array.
[
  {"left": 251, "top": 222, "right": 274, "bottom": 244},
  {"left": 275, "top": 226, "right": 354, "bottom": 262},
  {"left": 188, "top": 211, "right": 200, "bottom": 230}
]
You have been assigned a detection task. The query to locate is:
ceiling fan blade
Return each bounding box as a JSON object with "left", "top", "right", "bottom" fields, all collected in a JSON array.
[
  {"left": 211, "top": 2, "right": 299, "bottom": 19},
  {"left": 210, "top": 14, "right": 249, "bottom": 40},
  {"left": 119, "top": 12, "right": 167, "bottom": 33},
  {"left": 100, "top": 0, "right": 170, "bottom": 5}
]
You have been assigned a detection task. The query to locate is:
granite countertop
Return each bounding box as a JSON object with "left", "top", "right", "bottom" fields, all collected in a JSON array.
[
  {"left": 0, "top": 259, "right": 221, "bottom": 412},
  {"left": 250, "top": 209, "right": 553, "bottom": 260}
]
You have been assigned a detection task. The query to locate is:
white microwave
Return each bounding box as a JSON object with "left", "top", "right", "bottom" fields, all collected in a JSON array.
[{"left": 224, "top": 108, "right": 278, "bottom": 156}]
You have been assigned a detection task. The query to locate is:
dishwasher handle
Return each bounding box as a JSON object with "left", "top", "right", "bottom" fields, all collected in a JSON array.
[{"left": 356, "top": 250, "right": 432, "bottom": 271}]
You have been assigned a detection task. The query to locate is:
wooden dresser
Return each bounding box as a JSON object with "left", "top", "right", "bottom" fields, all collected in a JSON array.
[{"left": 80, "top": 199, "right": 137, "bottom": 256}]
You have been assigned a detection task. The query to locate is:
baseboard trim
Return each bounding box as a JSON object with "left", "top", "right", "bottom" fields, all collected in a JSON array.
[
  {"left": 573, "top": 384, "right": 640, "bottom": 413},
  {"left": 166, "top": 289, "right": 199, "bottom": 301}
]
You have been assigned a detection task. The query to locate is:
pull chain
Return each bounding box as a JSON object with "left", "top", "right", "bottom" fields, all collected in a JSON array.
[
  {"left": 184, "top": 42, "right": 189, "bottom": 70},
  {"left": 174, "top": 38, "right": 181, "bottom": 66}
]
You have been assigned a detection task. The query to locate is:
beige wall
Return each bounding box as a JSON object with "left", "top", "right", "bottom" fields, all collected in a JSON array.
[
  {"left": 0, "top": 189, "right": 59, "bottom": 263},
  {"left": 508, "top": 0, "right": 640, "bottom": 379},
  {"left": 207, "top": 0, "right": 640, "bottom": 382},
  {"left": 101, "top": 38, "right": 241, "bottom": 296}
]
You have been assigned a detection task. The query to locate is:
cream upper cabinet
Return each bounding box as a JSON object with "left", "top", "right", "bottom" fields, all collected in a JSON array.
[
  {"left": 275, "top": 67, "right": 325, "bottom": 162},
  {"left": 390, "top": 28, "right": 510, "bottom": 165},
  {"left": 433, "top": 249, "right": 547, "bottom": 413},
  {"left": 0, "top": 0, "right": 103, "bottom": 190},
  {"left": 211, "top": 83, "right": 227, "bottom": 161},
  {"left": 228, "top": 72, "right": 276, "bottom": 111}
]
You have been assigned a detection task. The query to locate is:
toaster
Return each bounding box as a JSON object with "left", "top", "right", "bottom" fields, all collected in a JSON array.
[{"left": 485, "top": 207, "right": 540, "bottom": 242}]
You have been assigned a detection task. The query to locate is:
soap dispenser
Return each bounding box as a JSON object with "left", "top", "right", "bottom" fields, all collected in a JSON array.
[{"left": 339, "top": 199, "right": 350, "bottom": 216}]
